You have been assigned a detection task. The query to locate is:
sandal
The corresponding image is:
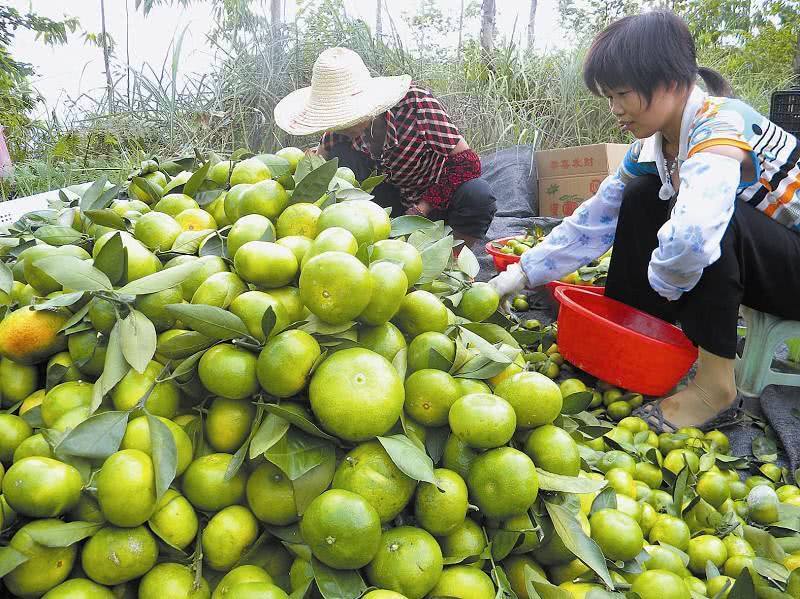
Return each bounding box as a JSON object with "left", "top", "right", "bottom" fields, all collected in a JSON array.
[
  {"left": 697, "top": 396, "right": 745, "bottom": 432},
  {"left": 633, "top": 397, "right": 679, "bottom": 434},
  {"left": 633, "top": 381, "right": 743, "bottom": 434}
]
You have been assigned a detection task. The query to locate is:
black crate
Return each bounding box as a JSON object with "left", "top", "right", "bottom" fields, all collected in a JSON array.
[{"left": 770, "top": 89, "right": 800, "bottom": 136}]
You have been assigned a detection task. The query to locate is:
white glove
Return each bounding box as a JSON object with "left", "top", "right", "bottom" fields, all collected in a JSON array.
[{"left": 488, "top": 263, "right": 528, "bottom": 310}]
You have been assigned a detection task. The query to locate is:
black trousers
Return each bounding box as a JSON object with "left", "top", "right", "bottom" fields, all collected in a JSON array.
[
  {"left": 605, "top": 175, "right": 800, "bottom": 359},
  {"left": 327, "top": 142, "right": 497, "bottom": 238}
]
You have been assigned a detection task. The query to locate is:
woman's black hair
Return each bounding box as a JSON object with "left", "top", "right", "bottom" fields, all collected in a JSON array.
[{"left": 583, "top": 10, "right": 734, "bottom": 102}]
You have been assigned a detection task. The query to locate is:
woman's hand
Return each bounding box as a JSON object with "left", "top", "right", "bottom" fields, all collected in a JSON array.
[
  {"left": 405, "top": 200, "right": 434, "bottom": 217},
  {"left": 488, "top": 263, "right": 528, "bottom": 311}
]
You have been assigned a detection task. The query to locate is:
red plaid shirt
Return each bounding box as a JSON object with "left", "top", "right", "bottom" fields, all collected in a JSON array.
[{"left": 320, "top": 85, "right": 481, "bottom": 209}]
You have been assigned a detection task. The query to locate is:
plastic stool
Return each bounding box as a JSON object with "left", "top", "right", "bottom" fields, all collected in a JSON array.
[{"left": 735, "top": 306, "right": 800, "bottom": 397}]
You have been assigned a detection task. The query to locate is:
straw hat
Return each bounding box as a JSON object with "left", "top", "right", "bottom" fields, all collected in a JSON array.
[{"left": 274, "top": 47, "right": 412, "bottom": 136}]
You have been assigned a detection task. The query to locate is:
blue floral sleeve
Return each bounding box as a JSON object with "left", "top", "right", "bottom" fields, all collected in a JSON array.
[
  {"left": 647, "top": 152, "right": 741, "bottom": 300},
  {"left": 519, "top": 142, "right": 661, "bottom": 287},
  {"left": 520, "top": 172, "right": 625, "bottom": 287}
]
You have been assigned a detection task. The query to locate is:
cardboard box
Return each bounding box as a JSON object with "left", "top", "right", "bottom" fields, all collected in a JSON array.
[{"left": 536, "top": 143, "right": 628, "bottom": 218}]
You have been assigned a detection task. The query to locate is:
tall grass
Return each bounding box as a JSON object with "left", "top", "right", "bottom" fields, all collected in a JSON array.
[{"left": 4, "top": 4, "right": 796, "bottom": 199}]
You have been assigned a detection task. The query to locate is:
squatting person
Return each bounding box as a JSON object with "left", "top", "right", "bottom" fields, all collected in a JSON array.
[
  {"left": 274, "top": 47, "right": 497, "bottom": 246},
  {"left": 490, "top": 10, "right": 800, "bottom": 429}
]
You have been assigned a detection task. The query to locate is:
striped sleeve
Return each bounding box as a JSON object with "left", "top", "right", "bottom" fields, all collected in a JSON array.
[
  {"left": 687, "top": 98, "right": 755, "bottom": 157},
  {"left": 411, "top": 88, "right": 463, "bottom": 155},
  {"left": 617, "top": 140, "right": 658, "bottom": 184}
]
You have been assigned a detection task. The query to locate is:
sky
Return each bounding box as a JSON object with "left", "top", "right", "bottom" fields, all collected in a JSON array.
[{"left": 10, "top": 0, "right": 568, "bottom": 117}]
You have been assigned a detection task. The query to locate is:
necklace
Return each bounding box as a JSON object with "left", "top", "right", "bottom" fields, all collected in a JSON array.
[
  {"left": 664, "top": 155, "right": 678, "bottom": 179},
  {"left": 662, "top": 155, "right": 679, "bottom": 206}
]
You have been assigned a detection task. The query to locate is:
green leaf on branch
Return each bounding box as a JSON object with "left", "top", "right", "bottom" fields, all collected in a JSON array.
[
  {"left": 165, "top": 304, "right": 250, "bottom": 341},
  {"left": 544, "top": 501, "right": 614, "bottom": 589},
  {"left": 0, "top": 546, "right": 29, "bottom": 578},
  {"left": 79, "top": 175, "right": 109, "bottom": 213},
  {"left": 263, "top": 404, "right": 337, "bottom": 442},
  {"left": 93, "top": 184, "right": 123, "bottom": 211},
  {"left": 121, "top": 310, "right": 157, "bottom": 373},
  {"left": 311, "top": 558, "right": 366, "bottom": 599},
  {"left": 590, "top": 488, "right": 617, "bottom": 514},
  {"left": 183, "top": 161, "right": 211, "bottom": 198},
  {"left": 389, "top": 215, "right": 437, "bottom": 237},
  {"left": 199, "top": 232, "right": 226, "bottom": 257},
  {"left": 92, "top": 322, "right": 130, "bottom": 412},
  {"left": 297, "top": 315, "right": 355, "bottom": 336},
  {"left": 743, "top": 525, "right": 786, "bottom": 562},
  {"left": 491, "top": 530, "right": 521, "bottom": 561},
  {"left": 460, "top": 322, "right": 521, "bottom": 349},
  {"left": 334, "top": 188, "right": 374, "bottom": 202},
  {"left": 26, "top": 521, "right": 103, "bottom": 547},
  {"left": 261, "top": 306, "right": 277, "bottom": 341},
  {"left": 21, "top": 405, "right": 43, "bottom": 428},
  {"left": 360, "top": 174, "right": 386, "bottom": 193},
  {"left": 32, "top": 291, "right": 85, "bottom": 310},
  {"left": 561, "top": 392, "right": 594, "bottom": 415},
  {"left": 58, "top": 302, "right": 91, "bottom": 334},
  {"left": 155, "top": 331, "right": 214, "bottom": 360},
  {"left": 753, "top": 432, "right": 779, "bottom": 463},
  {"left": 225, "top": 406, "right": 264, "bottom": 481},
  {"left": 265, "top": 428, "right": 334, "bottom": 481},
  {"left": 291, "top": 159, "right": 338, "bottom": 203},
  {"left": 33, "top": 225, "right": 84, "bottom": 246},
  {"left": 258, "top": 154, "right": 291, "bottom": 178},
  {"left": 293, "top": 449, "right": 336, "bottom": 515},
  {"left": 728, "top": 567, "right": 755, "bottom": 599},
  {"left": 537, "top": 470, "right": 607, "bottom": 494},
  {"left": 55, "top": 410, "right": 129, "bottom": 459},
  {"left": 525, "top": 564, "right": 572, "bottom": 599},
  {"left": 670, "top": 467, "right": 690, "bottom": 518},
  {"left": 130, "top": 176, "right": 163, "bottom": 204},
  {"left": 417, "top": 235, "right": 454, "bottom": 284},
  {"left": 34, "top": 255, "right": 112, "bottom": 292},
  {"left": 161, "top": 350, "right": 205, "bottom": 381},
  {"left": 195, "top": 189, "right": 225, "bottom": 207},
  {"left": 458, "top": 327, "right": 515, "bottom": 364},
  {"left": 147, "top": 414, "right": 178, "bottom": 500},
  {"left": 263, "top": 524, "right": 303, "bottom": 545},
  {"left": 84, "top": 209, "right": 128, "bottom": 231},
  {"left": 295, "top": 155, "right": 326, "bottom": 182},
  {"left": 377, "top": 434, "right": 437, "bottom": 485},
  {"left": 751, "top": 556, "right": 789, "bottom": 585},
  {"left": 392, "top": 347, "right": 408, "bottom": 380},
  {"left": 117, "top": 260, "right": 197, "bottom": 295},
  {"left": 93, "top": 232, "right": 126, "bottom": 286},
  {"left": 0, "top": 261, "right": 12, "bottom": 295},
  {"left": 457, "top": 245, "right": 480, "bottom": 278},
  {"left": 249, "top": 413, "right": 290, "bottom": 459}
]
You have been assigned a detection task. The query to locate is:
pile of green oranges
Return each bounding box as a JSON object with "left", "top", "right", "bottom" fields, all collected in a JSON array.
[{"left": 0, "top": 148, "right": 796, "bottom": 599}]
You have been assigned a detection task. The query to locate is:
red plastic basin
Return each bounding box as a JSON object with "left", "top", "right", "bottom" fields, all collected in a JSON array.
[
  {"left": 485, "top": 237, "right": 522, "bottom": 272},
  {"left": 554, "top": 286, "right": 698, "bottom": 396},
  {"left": 545, "top": 280, "right": 605, "bottom": 300}
]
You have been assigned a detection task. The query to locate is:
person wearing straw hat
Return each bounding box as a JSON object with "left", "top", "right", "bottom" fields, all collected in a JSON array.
[{"left": 274, "top": 47, "right": 497, "bottom": 245}]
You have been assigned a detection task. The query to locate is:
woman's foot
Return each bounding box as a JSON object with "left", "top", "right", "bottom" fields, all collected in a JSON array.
[
  {"left": 642, "top": 347, "right": 738, "bottom": 430},
  {"left": 658, "top": 379, "right": 737, "bottom": 429}
]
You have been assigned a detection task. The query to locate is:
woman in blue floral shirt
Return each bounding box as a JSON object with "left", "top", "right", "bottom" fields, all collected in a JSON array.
[{"left": 491, "top": 10, "right": 800, "bottom": 429}]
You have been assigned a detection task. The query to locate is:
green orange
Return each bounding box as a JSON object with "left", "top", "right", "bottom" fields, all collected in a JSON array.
[
  {"left": 234, "top": 241, "right": 298, "bottom": 288},
  {"left": 309, "top": 348, "right": 404, "bottom": 442},
  {"left": 300, "top": 252, "right": 372, "bottom": 325},
  {"left": 256, "top": 329, "right": 321, "bottom": 398}
]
